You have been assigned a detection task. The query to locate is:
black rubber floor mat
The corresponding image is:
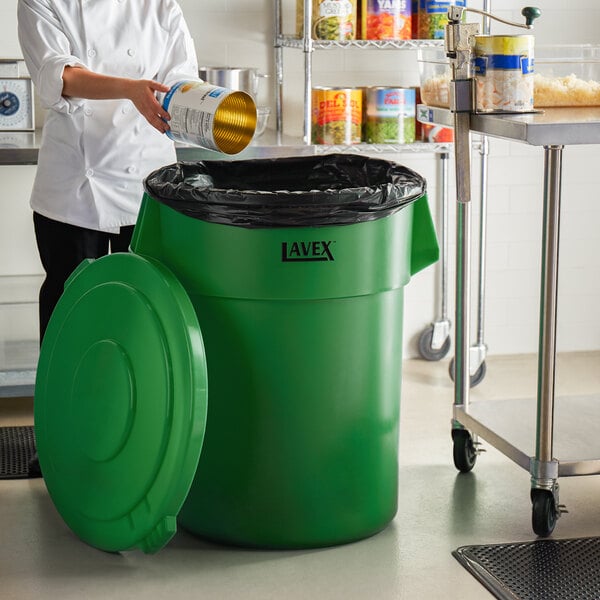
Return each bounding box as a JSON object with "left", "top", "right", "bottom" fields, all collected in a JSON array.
[
  {"left": 454, "top": 537, "right": 600, "bottom": 600},
  {"left": 0, "top": 426, "right": 38, "bottom": 479}
]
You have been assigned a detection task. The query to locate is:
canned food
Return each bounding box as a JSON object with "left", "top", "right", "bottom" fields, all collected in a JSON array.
[
  {"left": 312, "top": 87, "right": 362, "bottom": 144},
  {"left": 364, "top": 87, "right": 416, "bottom": 143},
  {"left": 361, "top": 0, "right": 411, "bottom": 41},
  {"left": 417, "top": 0, "right": 465, "bottom": 40},
  {"left": 297, "top": 0, "right": 358, "bottom": 41},
  {"left": 473, "top": 35, "right": 534, "bottom": 113},
  {"left": 421, "top": 123, "right": 453, "bottom": 143},
  {"left": 163, "top": 80, "right": 256, "bottom": 154}
]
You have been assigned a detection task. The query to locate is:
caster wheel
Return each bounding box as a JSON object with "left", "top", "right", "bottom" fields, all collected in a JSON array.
[
  {"left": 452, "top": 429, "right": 477, "bottom": 473},
  {"left": 449, "top": 358, "right": 487, "bottom": 388},
  {"left": 531, "top": 489, "right": 557, "bottom": 537},
  {"left": 418, "top": 325, "right": 451, "bottom": 361}
]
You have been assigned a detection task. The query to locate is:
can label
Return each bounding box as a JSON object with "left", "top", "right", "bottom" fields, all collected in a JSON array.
[
  {"left": 473, "top": 35, "right": 534, "bottom": 113},
  {"left": 162, "top": 80, "right": 256, "bottom": 153},
  {"left": 163, "top": 81, "right": 223, "bottom": 150},
  {"left": 365, "top": 87, "right": 415, "bottom": 143},
  {"left": 362, "top": 0, "right": 411, "bottom": 40},
  {"left": 299, "top": 0, "right": 358, "bottom": 40},
  {"left": 312, "top": 87, "right": 362, "bottom": 144}
]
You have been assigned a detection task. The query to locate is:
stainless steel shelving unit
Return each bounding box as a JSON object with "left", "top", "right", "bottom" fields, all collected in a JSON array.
[
  {"left": 274, "top": 0, "right": 444, "bottom": 144},
  {"left": 422, "top": 104, "right": 600, "bottom": 535}
]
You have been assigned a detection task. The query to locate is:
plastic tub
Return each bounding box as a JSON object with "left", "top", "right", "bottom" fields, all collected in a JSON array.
[
  {"left": 417, "top": 46, "right": 450, "bottom": 108},
  {"left": 535, "top": 45, "right": 600, "bottom": 107}
]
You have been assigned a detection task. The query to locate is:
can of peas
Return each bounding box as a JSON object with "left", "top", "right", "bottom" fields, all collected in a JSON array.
[
  {"left": 297, "top": 0, "right": 358, "bottom": 41},
  {"left": 364, "top": 87, "right": 416, "bottom": 144},
  {"left": 417, "top": 0, "right": 465, "bottom": 40}
]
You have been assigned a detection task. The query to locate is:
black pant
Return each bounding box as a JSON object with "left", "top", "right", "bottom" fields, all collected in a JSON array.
[{"left": 33, "top": 212, "right": 135, "bottom": 342}]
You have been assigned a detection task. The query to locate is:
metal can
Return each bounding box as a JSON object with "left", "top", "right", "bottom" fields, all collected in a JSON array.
[
  {"left": 364, "top": 87, "right": 416, "bottom": 144},
  {"left": 417, "top": 0, "right": 465, "bottom": 40},
  {"left": 361, "top": 0, "right": 411, "bottom": 40},
  {"left": 162, "top": 80, "right": 257, "bottom": 154},
  {"left": 312, "top": 87, "right": 363, "bottom": 144},
  {"left": 297, "top": 0, "right": 358, "bottom": 41},
  {"left": 473, "top": 35, "right": 535, "bottom": 113}
]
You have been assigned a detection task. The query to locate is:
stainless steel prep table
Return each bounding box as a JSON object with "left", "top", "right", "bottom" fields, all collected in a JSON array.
[{"left": 421, "top": 105, "right": 600, "bottom": 534}]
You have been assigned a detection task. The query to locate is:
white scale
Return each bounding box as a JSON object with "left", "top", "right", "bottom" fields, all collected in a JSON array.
[{"left": 0, "top": 59, "right": 35, "bottom": 132}]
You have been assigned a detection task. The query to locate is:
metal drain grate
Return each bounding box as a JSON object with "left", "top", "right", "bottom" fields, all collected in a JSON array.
[
  {"left": 0, "top": 426, "right": 37, "bottom": 479},
  {"left": 454, "top": 538, "right": 600, "bottom": 600}
]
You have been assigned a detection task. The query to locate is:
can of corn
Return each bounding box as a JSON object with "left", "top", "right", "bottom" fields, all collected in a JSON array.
[
  {"left": 312, "top": 87, "right": 362, "bottom": 144},
  {"left": 473, "top": 35, "right": 534, "bottom": 113},
  {"left": 364, "top": 87, "right": 416, "bottom": 143},
  {"left": 162, "top": 80, "right": 257, "bottom": 154}
]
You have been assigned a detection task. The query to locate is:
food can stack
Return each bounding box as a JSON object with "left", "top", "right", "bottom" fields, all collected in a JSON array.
[{"left": 294, "top": 0, "right": 466, "bottom": 41}]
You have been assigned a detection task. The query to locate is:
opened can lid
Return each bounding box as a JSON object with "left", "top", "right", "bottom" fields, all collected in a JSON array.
[{"left": 34, "top": 253, "right": 207, "bottom": 553}]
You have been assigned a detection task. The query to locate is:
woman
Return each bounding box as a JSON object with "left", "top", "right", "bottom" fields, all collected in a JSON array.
[{"left": 18, "top": 0, "right": 199, "bottom": 341}]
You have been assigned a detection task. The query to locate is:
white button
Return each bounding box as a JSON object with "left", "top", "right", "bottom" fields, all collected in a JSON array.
[
  {"left": 126, "top": 166, "right": 137, "bottom": 174},
  {"left": 86, "top": 169, "right": 94, "bottom": 177},
  {"left": 127, "top": 48, "right": 136, "bottom": 57},
  {"left": 121, "top": 105, "right": 131, "bottom": 114},
  {"left": 84, "top": 108, "right": 93, "bottom": 116},
  {"left": 87, "top": 49, "right": 96, "bottom": 58}
]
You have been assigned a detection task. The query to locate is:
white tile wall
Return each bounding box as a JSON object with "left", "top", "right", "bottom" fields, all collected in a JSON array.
[{"left": 2, "top": 0, "right": 600, "bottom": 357}]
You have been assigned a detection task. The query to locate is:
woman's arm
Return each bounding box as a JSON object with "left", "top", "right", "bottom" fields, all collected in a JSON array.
[{"left": 62, "top": 66, "right": 171, "bottom": 133}]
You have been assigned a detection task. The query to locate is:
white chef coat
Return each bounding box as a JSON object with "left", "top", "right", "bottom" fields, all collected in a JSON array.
[{"left": 17, "top": 0, "right": 198, "bottom": 232}]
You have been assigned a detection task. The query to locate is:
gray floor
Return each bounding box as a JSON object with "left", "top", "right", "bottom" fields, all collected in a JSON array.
[{"left": 2, "top": 352, "right": 600, "bottom": 600}]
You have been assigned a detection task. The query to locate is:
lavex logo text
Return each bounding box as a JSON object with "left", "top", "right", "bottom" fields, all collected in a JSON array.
[{"left": 281, "top": 240, "right": 335, "bottom": 262}]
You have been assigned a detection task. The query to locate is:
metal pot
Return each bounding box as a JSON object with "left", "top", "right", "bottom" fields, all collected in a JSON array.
[{"left": 198, "top": 67, "right": 267, "bottom": 99}]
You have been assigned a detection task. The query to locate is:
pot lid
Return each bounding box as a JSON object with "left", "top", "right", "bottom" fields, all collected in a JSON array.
[{"left": 34, "top": 253, "right": 207, "bottom": 554}]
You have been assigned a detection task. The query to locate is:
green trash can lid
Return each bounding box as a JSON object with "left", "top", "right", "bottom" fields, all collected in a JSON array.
[{"left": 34, "top": 253, "right": 208, "bottom": 554}]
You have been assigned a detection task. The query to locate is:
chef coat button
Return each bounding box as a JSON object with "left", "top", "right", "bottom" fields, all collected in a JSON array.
[
  {"left": 84, "top": 108, "right": 93, "bottom": 116},
  {"left": 127, "top": 166, "right": 137, "bottom": 174},
  {"left": 127, "top": 48, "right": 136, "bottom": 57},
  {"left": 121, "top": 105, "right": 131, "bottom": 114},
  {"left": 86, "top": 169, "right": 94, "bottom": 178},
  {"left": 87, "top": 49, "right": 96, "bottom": 58}
]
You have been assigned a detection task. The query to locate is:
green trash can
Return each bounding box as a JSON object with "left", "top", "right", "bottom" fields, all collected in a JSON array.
[{"left": 34, "top": 154, "right": 438, "bottom": 554}]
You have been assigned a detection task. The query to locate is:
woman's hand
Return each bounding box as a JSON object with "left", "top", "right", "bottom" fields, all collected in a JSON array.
[{"left": 125, "top": 79, "right": 171, "bottom": 133}]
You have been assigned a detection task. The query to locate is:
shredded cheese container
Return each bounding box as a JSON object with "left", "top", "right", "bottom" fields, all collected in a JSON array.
[
  {"left": 473, "top": 35, "right": 535, "bottom": 113},
  {"left": 162, "top": 80, "right": 257, "bottom": 154},
  {"left": 534, "top": 44, "right": 600, "bottom": 107}
]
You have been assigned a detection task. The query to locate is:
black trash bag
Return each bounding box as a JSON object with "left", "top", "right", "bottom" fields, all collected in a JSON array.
[{"left": 144, "top": 154, "right": 426, "bottom": 228}]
